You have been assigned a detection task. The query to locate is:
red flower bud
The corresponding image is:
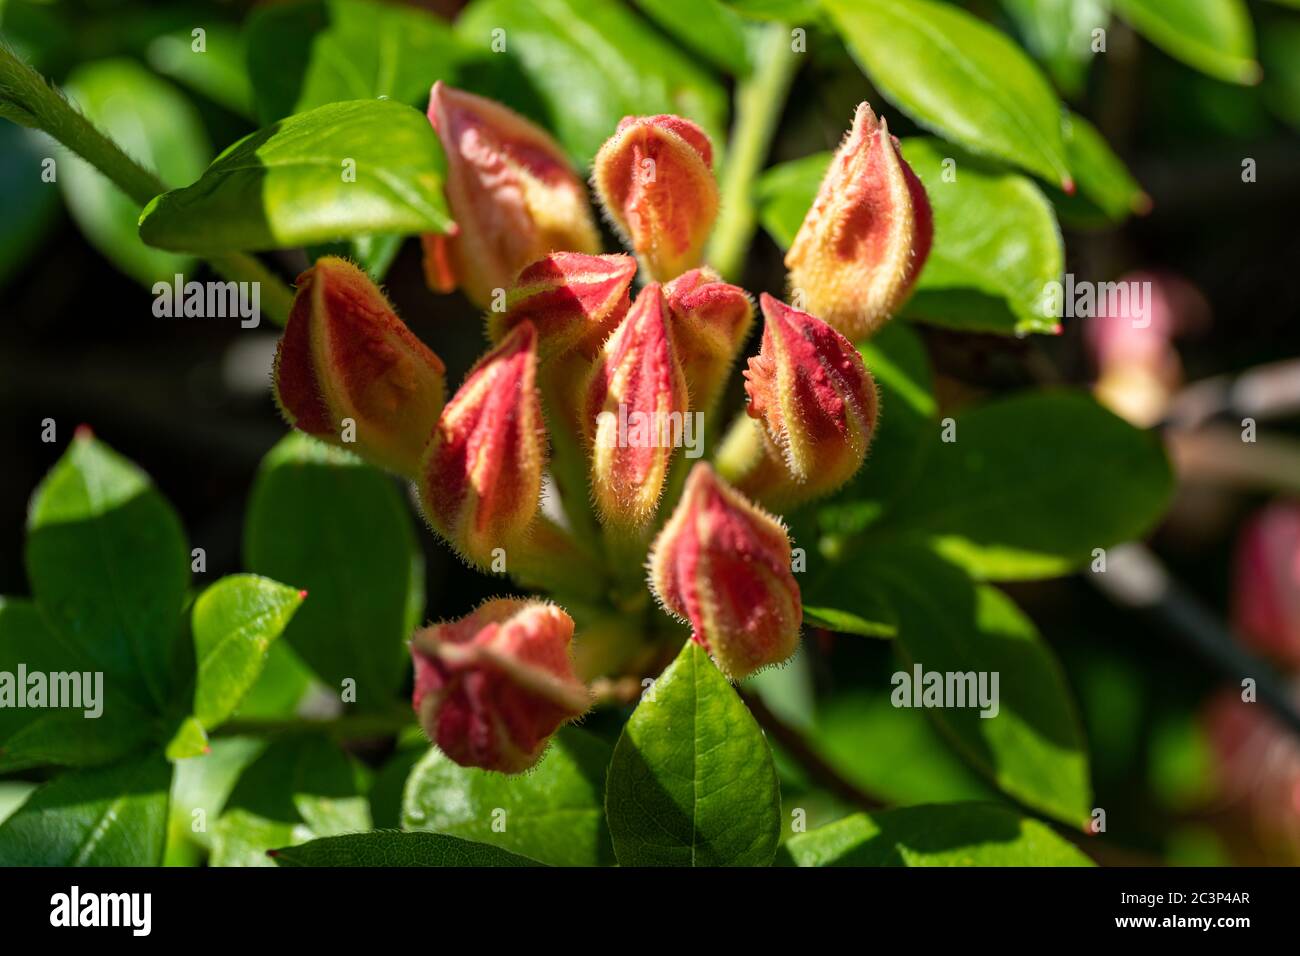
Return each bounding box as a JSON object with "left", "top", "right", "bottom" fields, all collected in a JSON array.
[
  {"left": 583, "top": 283, "right": 689, "bottom": 528},
  {"left": 785, "top": 102, "right": 932, "bottom": 341},
  {"left": 592, "top": 114, "right": 719, "bottom": 282},
  {"left": 411, "top": 599, "right": 590, "bottom": 773},
  {"left": 1233, "top": 502, "right": 1300, "bottom": 669},
  {"left": 743, "top": 294, "right": 876, "bottom": 501},
  {"left": 487, "top": 252, "right": 637, "bottom": 364},
  {"left": 273, "top": 256, "right": 445, "bottom": 478},
  {"left": 663, "top": 268, "right": 754, "bottom": 416},
  {"left": 647, "top": 463, "right": 801, "bottom": 679},
  {"left": 425, "top": 82, "right": 600, "bottom": 307},
  {"left": 420, "top": 323, "right": 546, "bottom": 566}
]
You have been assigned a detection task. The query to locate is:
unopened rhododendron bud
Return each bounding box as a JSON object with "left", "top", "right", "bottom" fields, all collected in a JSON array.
[
  {"left": 664, "top": 268, "right": 754, "bottom": 416},
  {"left": 584, "top": 283, "right": 688, "bottom": 528},
  {"left": 593, "top": 114, "right": 719, "bottom": 282},
  {"left": 743, "top": 294, "right": 876, "bottom": 502},
  {"left": 1233, "top": 502, "right": 1300, "bottom": 669},
  {"left": 273, "top": 256, "right": 445, "bottom": 478},
  {"left": 420, "top": 323, "right": 546, "bottom": 567},
  {"left": 487, "top": 252, "right": 636, "bottom": 363},
  {"left": 648, "top": 463, "right": 801, "bottom": 680},
  {"left": 424, "top": 82, "right": 600, "bottom": 307},
  {"left": 785, "top": 102, "right": 932, "bottom": 341},
  {"left": 411, "top": 599, "right": 590, "bottom": 773}
]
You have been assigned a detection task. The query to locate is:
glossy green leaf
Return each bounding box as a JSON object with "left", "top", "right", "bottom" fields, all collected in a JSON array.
[
  {"left": 190, "top": 574, "right": 305, "bottom": 730},
  {"left": 1112, "top": 0, "right": 1260, "bottom": 85},
  {"left": 606, "top": 641, "right": 781, "bottom": 866},
  {"left": 164, "top": 716, "right": 208, "bottom": 761},
  {"left": 244, "top": 433, "right": 423, "bottom": 710},
  {"left": 0, "top": 597, "right": 154, "bottom": 771},
  {"left": 1056, "top": 112, "right": 1150, "bottom": 226},
  {"left": 1000, "top": 0, "right": 1109, "bottom": 96},
  {"left": 877, "top": 391, "right": 1174, "bottom": 579},
  {"left": 858, "top": 546, "right": 1091, "bottom": 826},
  {"left": 61, "top": 59, "right": 207, "bottom": 285},
  {"left": 718, "top": 0, "right": 820, "bottom": 20},
  {"left": 0, "top": 751, "right": 171, "bottom": 865},
  {"left": 245, "top": 0, "right": 463, "bottom": 123},
  {"left": 139, "top": 99, "right": 452, "bottom": 254},
  {"left": 402, "top": 728, "right": 613, "bottom": 866},
  {"left": 823, "top": 0, "right": 1072, "bottom": 188},
  {"left": 211, "top": 735, "right": 369, "bottom": 866},
  {"left": 26, "top": 432, "right": 188, "bottom": 712},
  {"left": 147, "top": 24, "right": 254, "bottom": 118},
  {"left": 781, "top": 803, "right": 1094, "bottom": 866},
  {"left": 757, "top": 140, "right": 1064, "bottom": 335},
  {"left": 272, "top": 831, "right": 539, "bottom": 866},
  {"left": 803, "top": 603, "right": 896, "bottom": 638},
  {"left": 631, "top": 0, "right": 752, "bottom": 75},
  {"left": 455, "top": 0, "right": 728, "bottom": 165},
  {"left": 166, "top": 736, "right": 265, "bottom": 865}
]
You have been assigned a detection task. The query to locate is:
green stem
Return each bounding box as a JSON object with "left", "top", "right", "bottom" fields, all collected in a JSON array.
[
  {"left": 706, "top": 23, "right": 801, "bottom": 283},
  {"left": 214, "top": 710, "right": 416, "bottom": 740},
  {"left": 0, "top": 42, "right": 294, "bottom": 326}
]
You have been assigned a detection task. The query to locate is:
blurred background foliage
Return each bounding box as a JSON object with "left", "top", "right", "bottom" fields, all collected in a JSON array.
[{"left": 1, "top": 0, "right": 1299, "bottom": 866}]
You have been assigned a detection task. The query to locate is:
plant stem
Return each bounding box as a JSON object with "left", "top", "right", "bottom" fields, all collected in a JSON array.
[
  {"left": 0, "top": 41, "right": 293, "bottom": 326},
  {"left": 215, "top": 711, "right": 416, "bottom": 740},
  {"left": 707, "top": 23, "right": 801, "bottom": 283}
]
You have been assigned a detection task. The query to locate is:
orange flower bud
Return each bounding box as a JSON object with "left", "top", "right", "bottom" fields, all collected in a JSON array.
[
  {"left": 785, "top": 102, "right": 932, "bottom": 341},
  {"left": 663, "top": 268, "right": 754, "bottom": 416},
  {"left": 419, "top": 322, "right": 546, "bottom": 567},
  {"left": 425, "top": 82, "right": 600, "bottom": 307},
  {"left": 273, "top": 256, "right": 445, "bottom": 478},
  {"left": 582, "top": 283, "right": 689, "bottom": 528},
  {"left": 743, "top": 293, "right": 876, "bottom": 500},
  {"left": 647, "top": 463, "right": 801, "bottom": 680},
  {"left": 411, "top": 599, "right": 590, "bottom": 773},
  {"left": 592, "top": 114, "right": 719, "bottom": 282},
  {"left": 487, "top": 252, "right": 637, "bottom": 363}
]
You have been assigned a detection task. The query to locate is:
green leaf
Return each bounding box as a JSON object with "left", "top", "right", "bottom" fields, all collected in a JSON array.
[
  {"left": 1056, "top": 112, "right": 1150, "bottom": 226},
  {"left": 605, "top": 642, "right": 781, "bottom": 866},
  {"left": 166, "top": 737, "right": 265, "bottom": 866},
  {"left": 756, "top": 140, "right": 1064, "bottom": 335},
  {"left": 26, "top": 431, "right": 188, "bottom": 711},
  {"left": 402, "top": 728, "right": 613, "bottom": 866},
  {"left": 139, "top": 99, "right": 452, "bottom": 254},
  {"left": 1260, "top": 16, "right": 1300, "bottom": 130},
  {"left": 60, "top": 59, "right": 208, "bottom": 285},
  {"left": 823, "top": 0, "right": 1072, "bottom": 188},
  {"left": 0, "top": 124, "right": 59, "bottom": 290},
  {"left": 272, "top": 831, "right": 539, "bottom": 866},
  {"left": 804, "top": 599, "right": 896, "bottom": 639},
  {"left": 455, "top": 0, "right": 728, "bottom": 165},
  {"left": 243, "top": 433, "right": 423, "bottom": 710},
  {"left": 719, "top": 0, "right": 820, "bottom": 21},
  {"left": 164, "top": 716, "right": 208, "bottom": 761},
  {"left": 189, "top": 574, "right": 304, "bottom": 731},
  {"left": 147, "top": 24, "right": 254, "bottom": 118},
  {"left": 211, "top": 735, "right": 370, "bottom": 866},
  {"left": 0, "top": 751, "right": 172, "bottom": 865},
  {"left": 781, "top": 803, "right": 1093, "bottom": 866},
  {"left": 1000, "top": 0, "right": 1109, "bottom": 97},
  {"left": 245, "top": 0, "right": 463, "bottom": 124},
  {"left": 857, "top": 546, "right": 1092, "bottom": 826},
  {"left": 1112, "top": 0, "right": 1260, "bottom": 85},
  {"left": 0, "top": 597, "right": 155, "bottom": 771},
  {"left": 877, "top": 391, "right": 1174, "bottom": 580},
  {"left": 631, "top": 0, "right": 753, "bottom": 75}
]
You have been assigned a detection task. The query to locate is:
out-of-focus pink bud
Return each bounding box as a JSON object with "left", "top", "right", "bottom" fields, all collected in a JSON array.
[
  {"left": 1233, "top": 502, "right": 1300, "bottom": 669},
  {"left": 743, "top": 294, "right": 876, "bottom": 502},
  {"left": 785, "top": 102, "right": 932, "bottom": 341},
  {"left": 411, "top": 598, "right": 590, "bottom": 773},
  {"left": 663, "top": 268, "right": 754, "bottom": 416},
  {"left": 583, "top": 283, "right": 689, "bottom": 528},
  {"left": 273, "top": 256, "right": 445, "bottom": 479},
  {"left": 592, "top": 114, "right": 719, "bottom": 282},
  {"left": 419, "top": 323, "right": 546, "bottom": 567},
  {"left": 487, "top": 252, "right": 637, "bottom": 364},
  {"left": 647, "top": 463, "right": 801, "bottom": 680},
  {"left": 425, "top": 82, "right": 600, "bottom": 307}
]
